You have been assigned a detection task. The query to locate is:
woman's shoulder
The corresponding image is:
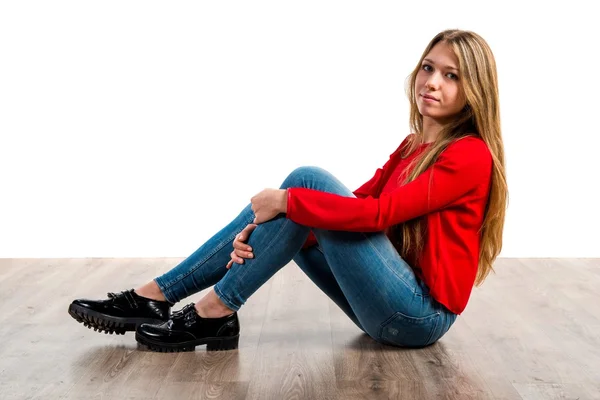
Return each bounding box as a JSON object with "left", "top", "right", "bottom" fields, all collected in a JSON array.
[
  {"left": 448, "top": 134, "right": 489, "bottom": 154},
  {"left": 400, "top": 133, "right": 490, "bottom": 158},
  {"left": 442, "top": 134, "right": 492, "bottom": 171}
]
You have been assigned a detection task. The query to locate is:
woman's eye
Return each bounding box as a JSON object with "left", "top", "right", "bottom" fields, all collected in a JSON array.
[{"left": 422, "top": 64, "right": 458, "bottom": 80}]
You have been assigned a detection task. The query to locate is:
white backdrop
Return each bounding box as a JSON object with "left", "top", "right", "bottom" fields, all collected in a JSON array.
[{"left": 1, "top": 1, "right": 598, "bottom": 258}]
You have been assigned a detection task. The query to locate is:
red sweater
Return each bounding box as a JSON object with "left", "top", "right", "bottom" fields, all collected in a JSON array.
[{"left": 286, "top": 134, "right": 492, "bottom": 315}]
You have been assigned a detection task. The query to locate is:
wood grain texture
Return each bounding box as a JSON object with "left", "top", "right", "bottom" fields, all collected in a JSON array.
[{"left": 0, "top": 257, "right": 598, "bottom": 399}]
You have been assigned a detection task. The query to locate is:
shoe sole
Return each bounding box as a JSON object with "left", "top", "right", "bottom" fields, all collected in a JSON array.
[
  {"left": 135, "top": 331, "right": 240, "bottom": 352},
  {"left": 68, "top": 303, "right": 165, "bottom": 335}
]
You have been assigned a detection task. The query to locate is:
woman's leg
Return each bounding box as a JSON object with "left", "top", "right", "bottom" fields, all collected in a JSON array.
[
  {"left": 207, "top": 166, "right": 456, "bottom": 347},
  {"left": 140, "top": 197, "right": 365, "bottom": 329},
  {"left": 150, "top": 167, "right": 362, "bottom": 312},
  {"left": 141, "top": 166, "right": 455, "bottom": 348},
  {"left": 293, "top": 245, "right": 366, "bottom": 333},
  {"left": 308, "top": 227, "right": 457, "bottom": 347},
  {"left": 151, "top": 202, "right": 257, "bottom": 305}
]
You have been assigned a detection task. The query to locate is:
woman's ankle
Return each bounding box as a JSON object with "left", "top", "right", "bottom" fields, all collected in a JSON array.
[
  {"left": 195, "top": 289, "right": 236, "bottom": 318},
  {"left": 134, "top": 281, "right": 167, "bottom": 302}
]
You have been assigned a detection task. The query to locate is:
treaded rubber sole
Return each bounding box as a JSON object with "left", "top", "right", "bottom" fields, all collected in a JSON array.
[
  {"left": 135, "top": 331, "right": 240, "bottom": 352},
  {"left": 68, "top": 303, "right": 164, "bottom": 335}
]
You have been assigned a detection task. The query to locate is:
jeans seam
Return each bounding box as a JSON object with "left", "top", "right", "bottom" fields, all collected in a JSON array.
[
  {"left": 377, "top": 310, "right": 441, "bottom": 346},
  {"left": 161, "top": 212, "right": 256, "bottom": 292},
  {"left": 213, "top": 285, "right": 240, "bottom": 312},
  {"left": 362, "top": 232, "right": 416, "bottom": 294},
  {"left": 217, "top": 217, "right": 294, "bottom": 309},
  {"left": 424, "top": 311, "right": 442, "bottom": 346},
  {"left": 154, "top": 278, "right": 177, "bottom": 304}
]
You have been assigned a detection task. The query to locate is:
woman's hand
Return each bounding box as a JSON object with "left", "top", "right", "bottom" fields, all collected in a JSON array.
[
  {"left": 226, "top": 223, "right": 258, "bottom": 269},
  {"left": 250, "top": 188, "right": 288, "bottom": 224}
]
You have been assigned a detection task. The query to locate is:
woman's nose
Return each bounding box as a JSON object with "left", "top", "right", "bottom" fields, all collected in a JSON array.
[{"left": 426, "top": 73, "right": 442, "bottom": 90}]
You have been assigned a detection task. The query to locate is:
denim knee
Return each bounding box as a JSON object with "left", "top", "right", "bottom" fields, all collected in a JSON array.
[
  {"left": 280, "top": 166, "right": 352, "bottom": 199},
  {"left": 280, "top": 166, "right": 330, "bottom": 190}
]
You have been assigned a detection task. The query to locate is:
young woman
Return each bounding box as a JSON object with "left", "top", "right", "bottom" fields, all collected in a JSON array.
[{"left": 68, "top": 29, "right": 507, "bottom": 352}]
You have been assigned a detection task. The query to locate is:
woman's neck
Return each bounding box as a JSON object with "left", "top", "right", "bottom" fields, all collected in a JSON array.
[{"left": 422, "top": 116, "right": 448, "bottom": 143}]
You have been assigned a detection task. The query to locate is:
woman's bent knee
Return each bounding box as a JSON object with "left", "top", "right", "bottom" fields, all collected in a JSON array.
[{"left": 281, "top": 166, "right": 329, "bottom": 188}]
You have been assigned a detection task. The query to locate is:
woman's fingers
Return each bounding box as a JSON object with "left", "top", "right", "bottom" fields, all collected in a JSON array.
[
  {"left": 229, "top": 250, "right": 243, "bottom": 264},
  {"left": 233, "top": 238, "right": 252, "bottom": 253},
  {"left": 240, "top": 224, "right": 257, "bottom": 242},
  {"left": 234, "top": 247, "right": 253, "bottom": 259},
  {"left": 227, "top": 223, "right": 258, "bottom": 269}
]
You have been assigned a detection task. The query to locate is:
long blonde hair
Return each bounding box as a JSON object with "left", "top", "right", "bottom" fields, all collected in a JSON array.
[{"left": 386, "top": 29, "right": 508, "bottom": 286}]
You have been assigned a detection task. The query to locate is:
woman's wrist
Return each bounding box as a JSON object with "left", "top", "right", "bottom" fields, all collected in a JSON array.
[{"left": 279, "top": 189, "right": 288, "bottom": 213}]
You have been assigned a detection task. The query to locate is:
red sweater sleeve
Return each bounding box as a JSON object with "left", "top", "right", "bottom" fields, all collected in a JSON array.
[
  {"left": 300, "top": 138, "right": 409, "bottom": 248},
  {"left": 288, "top": 137, "right": 491, "bottom": 232}
]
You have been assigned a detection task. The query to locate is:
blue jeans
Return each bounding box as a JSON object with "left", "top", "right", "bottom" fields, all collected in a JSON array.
[{"left": 154, "top": 166, "right": 457, "bottom": 348}]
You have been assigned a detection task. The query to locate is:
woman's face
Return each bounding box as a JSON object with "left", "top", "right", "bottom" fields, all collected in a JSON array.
[{"left": 415, "top": 42, "right": 467, "bottom": 123}]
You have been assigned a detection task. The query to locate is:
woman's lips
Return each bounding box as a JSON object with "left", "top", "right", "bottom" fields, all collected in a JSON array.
[{"left": 422, "top": 94, "right": 439, "bottom": 103}]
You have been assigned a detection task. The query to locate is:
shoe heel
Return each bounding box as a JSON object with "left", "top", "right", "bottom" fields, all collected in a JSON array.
[{"left": 206, "top": 335, "right": 239, "bottom": 351}]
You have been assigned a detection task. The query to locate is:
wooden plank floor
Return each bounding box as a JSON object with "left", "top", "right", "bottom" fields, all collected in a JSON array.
[{"left": 0, "top": 258, "right": 598, "bottom": 399}]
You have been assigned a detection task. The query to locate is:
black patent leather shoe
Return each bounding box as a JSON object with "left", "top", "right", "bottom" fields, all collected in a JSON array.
[
  {"left": 68, "top": 289, "right": 172, "bottom": 335},
  {"left": 135, "top": 303, "right": 240, "bottom": 352}
]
